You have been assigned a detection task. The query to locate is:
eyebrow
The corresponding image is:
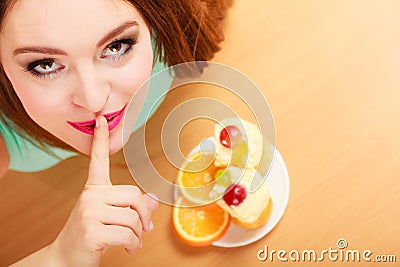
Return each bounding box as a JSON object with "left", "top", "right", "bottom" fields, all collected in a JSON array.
[
  {"left": 13, "top": 20, "right": 139, "bottom": 57},
  {"left": 96, "top": 20, "right": 139, "bottom": 48}
]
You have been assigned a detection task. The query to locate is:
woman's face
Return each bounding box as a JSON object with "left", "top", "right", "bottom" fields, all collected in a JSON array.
[{"left": 0, "top": 0, "right": 153, "bottom": 155}]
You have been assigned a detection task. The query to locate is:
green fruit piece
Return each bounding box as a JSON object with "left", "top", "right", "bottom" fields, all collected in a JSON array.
[
  {"left": 231, "top": 140, "right": 249, "bottom": 168},
  {"left": 215, "top": 169, "right": 232, "bottom": 188}
]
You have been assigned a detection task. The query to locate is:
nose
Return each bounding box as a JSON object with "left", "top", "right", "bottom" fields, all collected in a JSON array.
[{"left": 71, "top": 62, "right": 110, "bottom": 113}]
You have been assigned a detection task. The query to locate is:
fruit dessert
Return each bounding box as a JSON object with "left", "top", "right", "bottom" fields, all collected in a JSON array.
[
  {"left": 214, "top": 117, "right": 272, "bottom": 174},
  {"left": 173, "top": 118, "right": 273, "bottom": 246},
  {"left": 214, "top": 118, "right": 263, "bottom": 169},
  {"left": 214, "top": 167, "right": 272, "bottom": 229},
  {"left": 212, "top": 118, "right": 273, "bottom": 229}
]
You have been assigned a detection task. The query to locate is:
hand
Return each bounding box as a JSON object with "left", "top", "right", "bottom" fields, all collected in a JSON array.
[{"left": 49, "top": 116, "right": 158, "bottom": 267}]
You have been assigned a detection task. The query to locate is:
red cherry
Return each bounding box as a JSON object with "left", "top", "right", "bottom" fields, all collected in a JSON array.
[
  {"left": 223, "top": 184, "right": 247, "bottom": 206},
  {"left": 219, "top": 125, "right": 242, "bottom": 148}
]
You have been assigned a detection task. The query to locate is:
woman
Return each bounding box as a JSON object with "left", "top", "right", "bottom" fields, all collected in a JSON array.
[{"left": 0, "top": 0, "right": 231, "bottom": 265}]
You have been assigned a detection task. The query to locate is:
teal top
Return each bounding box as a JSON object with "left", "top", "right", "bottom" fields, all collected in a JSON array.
[{"left": 0, "top": 58, "right": 172, "bottom": 172}]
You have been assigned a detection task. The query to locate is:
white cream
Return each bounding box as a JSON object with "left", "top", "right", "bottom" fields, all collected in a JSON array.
[
  {"left": 216, "top": 168, "right": 271, "bottom": 224},
  {"left": 214, "top": 118, "right": 263, "bottom": 169}
]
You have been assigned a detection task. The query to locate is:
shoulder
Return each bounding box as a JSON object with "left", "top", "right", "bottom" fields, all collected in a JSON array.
[{"left": 0, "top": 134, "right": 10, "bottom": 178}]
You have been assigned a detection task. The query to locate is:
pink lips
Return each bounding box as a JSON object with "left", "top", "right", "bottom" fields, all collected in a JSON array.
[{"left": 67, "top": 105, "right": 126, "bottom": 135}]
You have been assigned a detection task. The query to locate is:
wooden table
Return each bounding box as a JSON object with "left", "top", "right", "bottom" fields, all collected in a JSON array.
[{"left": 1, "top": 1, "right": 400, "bottom": 266}]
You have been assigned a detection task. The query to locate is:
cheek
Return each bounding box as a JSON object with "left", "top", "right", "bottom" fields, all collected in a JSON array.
[
  {"left": 113, "top": 44, "right": 154, "bottom": 144},
  {"left": 111, "top": 42, "right": 154, "bottom": 121},
  {"left": 9, "top": 77, "right": 65, "bottom": 126},
  {"left": 113, "top": 44, "right": 154, "bottom": 97}
]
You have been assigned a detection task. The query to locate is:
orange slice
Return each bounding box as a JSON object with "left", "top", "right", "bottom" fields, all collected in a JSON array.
[
  {"left": 177, "top": 151, "right": 221, "bottom": 204},
  {"left": 172, "top": 197, "right": 230, "bottom": 246}
]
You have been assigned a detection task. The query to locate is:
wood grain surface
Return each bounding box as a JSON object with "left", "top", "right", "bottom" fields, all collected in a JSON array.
[{"left": 1, "top": 0, "right": 400, "bottom": 266}]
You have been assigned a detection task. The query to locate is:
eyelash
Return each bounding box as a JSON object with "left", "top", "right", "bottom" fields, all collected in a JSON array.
[
  {"left": 25, "top": 37, "right": 138, "bottom": 79},
  {"left": 100, "top": 38, "right": 137, "bottom": 62}
]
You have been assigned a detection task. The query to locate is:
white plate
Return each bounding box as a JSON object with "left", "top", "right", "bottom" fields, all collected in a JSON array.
[{"left": 177, "top": 138, "right": 290, "bottom": 248}]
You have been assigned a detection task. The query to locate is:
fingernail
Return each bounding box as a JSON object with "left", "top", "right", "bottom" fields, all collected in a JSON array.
[
  {"left": 149, "top": 220, "right": 154, "bottom": 231},
  {"left": 95, "top": 117, "right": 100, "bottom": 128}
]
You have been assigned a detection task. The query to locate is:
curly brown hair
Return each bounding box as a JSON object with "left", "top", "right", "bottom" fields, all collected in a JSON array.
[{"left": 0, "top": 0, "right": 232, "bottom": 152}]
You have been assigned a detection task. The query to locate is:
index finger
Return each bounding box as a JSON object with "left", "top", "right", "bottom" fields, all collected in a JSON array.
[{"left": 86, "top": 116, "right": 111, "bottom": 186}]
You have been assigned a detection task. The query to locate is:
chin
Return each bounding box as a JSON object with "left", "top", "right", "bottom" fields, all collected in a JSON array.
[
  {"left": 71, "top": 141, "right": 123, "bottom": 156},
  {"left": 70, "top": 140, "right": 92, "bottom": 156},
  {"left": 109, "top": 140, "right": 124, "bottom": 155}
]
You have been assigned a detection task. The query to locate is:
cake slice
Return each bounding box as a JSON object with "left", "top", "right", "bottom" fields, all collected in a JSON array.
[
  {"left": 211, "top": 118, "right": 273, "bottom": 229},
  {"left": 215, "top": 168, "right": 273, "bottom": 229}
]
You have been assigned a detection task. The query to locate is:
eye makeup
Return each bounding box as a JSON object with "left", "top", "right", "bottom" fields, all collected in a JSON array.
[
  {"left": 99, "top": 36, "right": 138, "bottom": 62},
  {"left": 23, "top": 34, "right": 138, "bottom": 79},
  {"left": 25, "top": 58, "right": 64, "bottom": 79}
]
